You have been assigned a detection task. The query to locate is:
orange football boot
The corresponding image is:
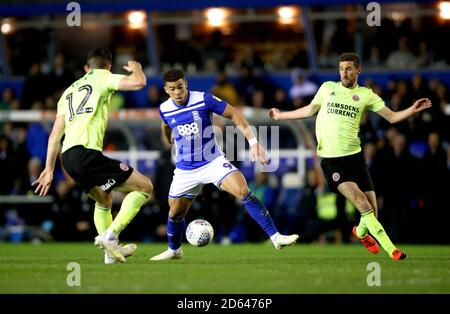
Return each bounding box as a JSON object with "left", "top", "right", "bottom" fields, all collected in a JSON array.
[
  {"left": 352, "top": 226, "right": 379, "bottom": 254},
  {"left": 391, "top": 249, "right": 407, "bottom": 260}
]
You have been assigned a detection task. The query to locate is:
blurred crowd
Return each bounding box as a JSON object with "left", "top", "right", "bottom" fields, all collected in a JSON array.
[
  {"left": 5, "top": 9, "right": 450, "bottom": 78},
  {"left": 1, "top": 10, "right": 449, "bottom": 244},
  {"left": 160, "top": 11, "right": 449, "bottom": 73},
  {"left": 1, "top": 60, "right": 449, "bottom": 244}
]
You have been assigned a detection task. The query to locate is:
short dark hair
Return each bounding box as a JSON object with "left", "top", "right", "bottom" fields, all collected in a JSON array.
[
  {"left": 86, "top": 48, "right": 112, "bottom": 69},
  {"left": 338, "top": 52, "right": 360, "bottom": 68},
  {"left": 163, "top": 69, "right": 185, "bottom": 83}
]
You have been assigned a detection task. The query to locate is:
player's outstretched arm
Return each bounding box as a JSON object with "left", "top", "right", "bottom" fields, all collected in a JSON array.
[
  {"left": 117, "top": 61, "right": 147, "bottom": 91},
  {"left": 221, "top": 104, "right": 268, "bottom": 165},
  {"left": 376, "top": 98, "right": 432, "bottom": 124},
  {"left": 32, "top": 115, "right": 65, "bottom": 196},
  {"left": 268, "top": 103, "right": 320, "bottom": 121},
  {"left": 161, "top": 121, "right": 173, "bottom": 145}
]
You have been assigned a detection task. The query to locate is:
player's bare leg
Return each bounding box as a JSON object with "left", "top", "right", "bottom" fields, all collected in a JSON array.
[
  {"left": 349, "top": 189, "right": 379, "bottom": 254},
  {"left": 95, "top": 170, "right": 152, "bottom": 263},
  {"left": 364, "top": 191, "right": 378, "bottom": 218},
  {"left": 89, "top": 187, "right": 139, "bottom": 264}
]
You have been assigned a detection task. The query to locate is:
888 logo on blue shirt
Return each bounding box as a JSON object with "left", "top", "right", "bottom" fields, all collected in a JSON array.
[{"left": 177, "top": 122, "right": 200, "bottom": 139}]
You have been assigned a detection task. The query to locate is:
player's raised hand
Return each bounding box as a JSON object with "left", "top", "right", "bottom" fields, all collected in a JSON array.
[
  {"left": 412, "top": 98, "right": 432, "bottom": 113},
  {"left": 123, "top": 60, "right": 142, "bottom": 73},
  {"left": 31, "top": 169, "right": 54, "bottom": 197},
  {"left": 268, "top": 108, "right": 281, "bottom": 120},
  {"left": 250, "top": 143, "right": 269, "bottom": 165}
]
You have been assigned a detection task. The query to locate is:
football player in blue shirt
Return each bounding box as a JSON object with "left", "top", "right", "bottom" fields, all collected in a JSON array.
[{"left": 150, "top": 69, "right": 298, "bottom": 260}]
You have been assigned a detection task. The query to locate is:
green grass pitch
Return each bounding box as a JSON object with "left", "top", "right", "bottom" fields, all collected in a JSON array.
[{"left": 0, "top": 243, "right": 449, "bottom": 293}]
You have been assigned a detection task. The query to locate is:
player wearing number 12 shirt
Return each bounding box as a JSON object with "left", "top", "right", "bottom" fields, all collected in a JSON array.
[
  {"left": 32, "top": 48, "right": 153, "bottom": 264},
  {"left": 150, "top": 69, "right": 299, "bottom": 261}
]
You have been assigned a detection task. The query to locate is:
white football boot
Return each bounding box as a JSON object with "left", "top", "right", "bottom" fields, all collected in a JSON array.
[
  {"left": 149, "top": 248, "right": 183, "bottom": 261},
  {"left": 272, "top": 233, "right": 299, "bottom": 250},
  {"left": 104, "top": 243, "right": 138, "bottom": 265},
  {"left": 94, "top": 231, "right": 126, "bottom": 263}
]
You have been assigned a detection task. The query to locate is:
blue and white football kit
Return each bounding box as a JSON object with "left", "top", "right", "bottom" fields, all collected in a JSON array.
[
  {"left": 159, "top": 91, "right": 238, "bottom": 199},
  {"left": 152, "top": 90, "right": 299, "bottom": 256}
]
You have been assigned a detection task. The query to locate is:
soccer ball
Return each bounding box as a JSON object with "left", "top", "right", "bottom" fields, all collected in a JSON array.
[{"left": 185, "top": 219, "right": 214, "bottom": 247}]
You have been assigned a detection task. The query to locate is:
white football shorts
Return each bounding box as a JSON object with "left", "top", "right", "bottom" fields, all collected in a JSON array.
[{"left": 168, "top": 155, "right": 239, "bottom": 199}]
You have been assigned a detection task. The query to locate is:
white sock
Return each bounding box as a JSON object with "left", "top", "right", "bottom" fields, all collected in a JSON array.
[
  {"left": 270, "top": 232, "right": 280, "bottom": 243},
  {"left": 104, "top": 229, "right": 118, "bottom": 241},
  {"left": 169, "top": 247, "right": 181, "bottom": 254}
]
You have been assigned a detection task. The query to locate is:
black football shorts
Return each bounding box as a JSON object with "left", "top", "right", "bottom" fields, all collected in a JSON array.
[
  {"left": 62, "top": 145, "right": 133, "bottom": 193},
  {"left": 320, "top": 151, "right": 374, "bottom": 193}
]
